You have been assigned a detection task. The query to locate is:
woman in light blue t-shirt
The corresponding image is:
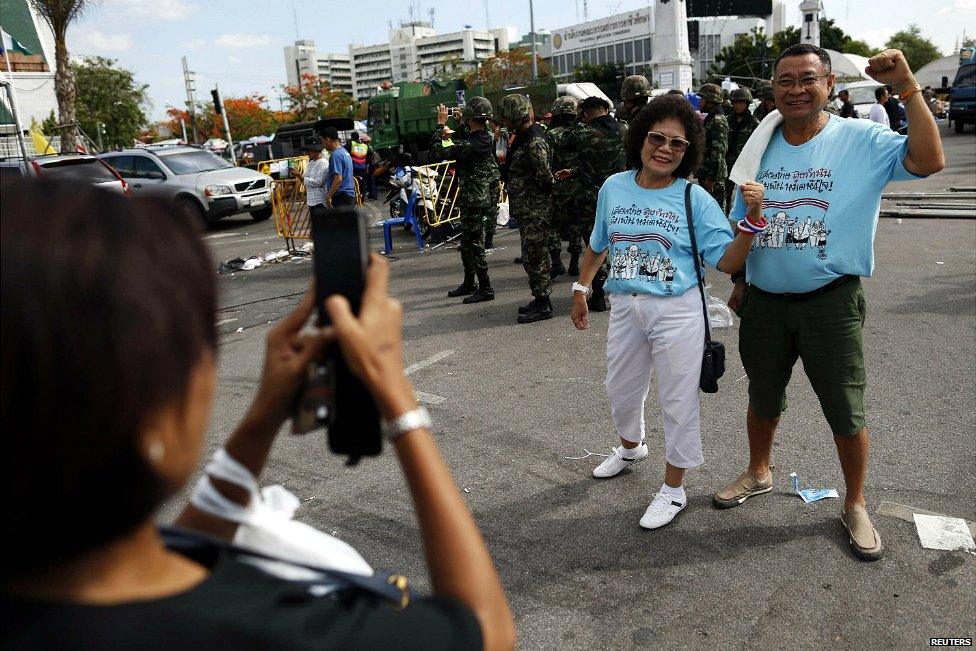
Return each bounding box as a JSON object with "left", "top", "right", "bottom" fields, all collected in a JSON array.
[{"left": 570, "top": 95, "right": 764, "bottom": 530}]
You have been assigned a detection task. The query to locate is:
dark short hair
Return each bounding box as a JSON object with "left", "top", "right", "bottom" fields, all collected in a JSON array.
[
  {"left": 774, "top": 43, "right": 831, "bottom": 76},
  {"left": 666, "top": 89, "right": 686, "bottom": 96},
  {"left": 318, "top": 126, "right": 339, "bottom": 140},
  {"left": 875, "top": 86, "right": 887, "bottom": 100},
  {"left": 625, "top": 94, "right": 704, "bottom": 178},
  {"left": 349, "top": 132, "right": 360, "bottom": 141},
  {"left": 1, "top": 180, "right": 216, "bottom": 576},
  {"left": 580, "top": 96, "right": 610, "bottom": 112}
]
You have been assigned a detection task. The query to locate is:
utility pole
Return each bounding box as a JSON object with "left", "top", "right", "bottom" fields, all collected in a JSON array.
[
  {"left": 179, "top": 118, "right": 188, "bottom": 143},
  {"left": 182, "top": 56, "right": 199, "bottom": 144},
  {"left": 529, "top": 0, "right": 538, "bottom": 84},
  {"left": 211, "top": 84, "right": 236, "bottom": 164},
  {"left": 96, "top": 122, "right": 104, "bottom": 152}
]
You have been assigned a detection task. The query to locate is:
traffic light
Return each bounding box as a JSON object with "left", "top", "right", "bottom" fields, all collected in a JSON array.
[{"left": 211, "top": 88, "right": 223, "bottom": 114}]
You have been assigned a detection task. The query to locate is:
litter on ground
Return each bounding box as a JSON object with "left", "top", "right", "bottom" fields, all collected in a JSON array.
[{"left": 913, "top": 513, "right": 976, "bottom": 552}]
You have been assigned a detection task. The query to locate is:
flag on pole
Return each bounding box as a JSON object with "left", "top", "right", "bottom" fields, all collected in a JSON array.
[{"left": 0, "top": 28, "right": 34, "bottom": 56}]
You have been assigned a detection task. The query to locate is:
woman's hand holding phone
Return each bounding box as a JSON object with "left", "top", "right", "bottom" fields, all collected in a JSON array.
[{"left": 324, "top": 254, "right": 417, "bottom": 420}]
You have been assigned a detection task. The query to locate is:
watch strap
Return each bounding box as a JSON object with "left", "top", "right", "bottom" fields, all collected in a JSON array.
[
  {"left": 381, "top": 406, "right": 432, "bottom": 440},
  {"left": 572, "top": 281, "right": 591, "bottom": 296}
]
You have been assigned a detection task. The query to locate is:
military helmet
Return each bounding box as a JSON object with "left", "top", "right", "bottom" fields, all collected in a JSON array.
[
  {"left": 462, "top": 96, "right": 493, "bottom": 120},
  {"left": 730, "top": 87, "right": 753, "bottom": 103},
  {"left": 551, "top": 95, "right": 578, "bottom": 116},
  {"left": 620, "top": 75, "right": 651, "bottom": 101},
  {"left": 497, "top": 93, "right": 532, "bottom": 121},
  {"left": 697, "top": 83, "right": 723, "bottom": 104},
  {"left": 756, "top": 83, "right": 774, "bottom": 100}
]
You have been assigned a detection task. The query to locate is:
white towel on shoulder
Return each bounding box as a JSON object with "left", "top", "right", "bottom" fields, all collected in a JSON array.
[{"left": 728, "top": 109, "right": 784, "bottom": 186}]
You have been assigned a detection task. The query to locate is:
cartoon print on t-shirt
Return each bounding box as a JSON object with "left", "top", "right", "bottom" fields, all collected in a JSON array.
[
  {"left": 754, "top": 199, "right": 831, "bottom": 260},
  {"left": 608, "top": 232, "right": 676, "bottom": 294}
]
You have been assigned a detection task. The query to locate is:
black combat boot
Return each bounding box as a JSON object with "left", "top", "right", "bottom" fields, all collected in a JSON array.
[
  {"left": 587, "top": 278, "right": 608, "bottom": 312},
  {"left": 464, "top": 269, "right": 495, "bottom": 303},
  {"left": 513, "top": 256, "right": 523, "bottom": 264},
  {"left": 517, "top": 296, "right": 553, "bottom": 324},
  {"left": 550, "top": 250, "right": 566, "bottom": 278},
  {"left": 568, "top": 251, "right": 580, "bottom": 276},
  {"left": 517, "top": 298, "right": 535, "bottom": 314},
  {"left": 448, "top": 270, "right": 477, "bottom": 297}
]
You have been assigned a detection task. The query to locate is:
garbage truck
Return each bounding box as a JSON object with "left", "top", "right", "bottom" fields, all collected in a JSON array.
[{"left": 367, "top": 79, "right": 612, "bottom": 164}]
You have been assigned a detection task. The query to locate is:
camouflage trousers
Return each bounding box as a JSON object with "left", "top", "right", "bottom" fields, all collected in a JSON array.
[
  {"left": 459, "top": 206, "right": 494, "bottom": 273},
  {"left": 549, "top": 194, "right": 583, "bottom": 255},
  {"left": 511, "top": 197, "right": 552, "bottom": 298},
  {"left": 575, "top": 196, "right": 608, "bottom": 284},
  {"left": 483, "top": 208, "right": 497, "bottom": 246},
  {"left": 705, "top": 178, "right": 727, "bottom": 213}
]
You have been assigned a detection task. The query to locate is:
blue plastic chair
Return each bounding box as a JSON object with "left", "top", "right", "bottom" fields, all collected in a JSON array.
[{"left": 382, "top": 187, "right": 425, "bottom": 255}]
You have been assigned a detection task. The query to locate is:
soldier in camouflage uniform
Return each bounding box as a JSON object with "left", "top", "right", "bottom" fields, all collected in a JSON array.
[
  {"left": 430, "top": 96, "right": 502, "bottom": 304},
  {"left": 556, "top": 95, "right": 626, "bottom": 312},
  {"left": 695, "top": 83, "right": 729, "bottom": 211},
  {"left": 546, "top": 96, "right": 580, "bottom": 277},
  {"left": 753, "top": 83, "right": 776, "bottom": 122},
  {"left": 725, "top": 87, "right": 759, "bottom": 212},
  {"left": 497, "top": 93, "right": 555, "bottom": 324},
  {"left": 616, "top": 75, "right": 652, "bottom": 146}
]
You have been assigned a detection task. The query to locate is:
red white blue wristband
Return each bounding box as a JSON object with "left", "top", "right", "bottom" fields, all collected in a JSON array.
[{"left": 737, "top": 219, "right": 764, "bottom": 235}]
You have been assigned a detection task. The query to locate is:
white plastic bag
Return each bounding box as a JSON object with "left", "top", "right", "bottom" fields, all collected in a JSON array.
[
  {"left": 191, "top": 449, "right": 373, "bottom": 580},
  {"left": 704, "top": 285, "right": 734, "bottom": 329},
  {"left": 496, "top": 202, "right": 510, "bottom": 226}
]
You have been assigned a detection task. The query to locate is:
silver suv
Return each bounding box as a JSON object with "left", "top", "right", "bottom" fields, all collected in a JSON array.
[{"left": 99, "top": 146, "right": 272, "bottom": 222}]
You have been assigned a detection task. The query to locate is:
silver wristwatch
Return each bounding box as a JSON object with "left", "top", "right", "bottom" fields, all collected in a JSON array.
[{"left": 381, "top": 406, "right": 433, "bottom": 440}]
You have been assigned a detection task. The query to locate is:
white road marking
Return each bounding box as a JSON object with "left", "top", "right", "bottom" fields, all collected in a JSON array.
[
  {"left": 404, "top": 349, "right": 454, "bottom": 376},
  {"left": 415, "top": 391, "right": 446, "bottom": 405},
  {"left": 216, "top": 318, "right": 238, "bottom": 326},
  {"left": 203, "top": 232, "right": 241, "bottom": 240}
]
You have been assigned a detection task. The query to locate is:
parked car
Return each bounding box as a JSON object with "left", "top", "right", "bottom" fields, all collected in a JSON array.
[
  {"left": 0, "top": 153, "right": 129, "bottom": 194},
  {"left": 842, "top": 80, "right": 907, "bottom": 133},
  {"left": 98, "top": 146, "right": 272, "bottom": 222}
]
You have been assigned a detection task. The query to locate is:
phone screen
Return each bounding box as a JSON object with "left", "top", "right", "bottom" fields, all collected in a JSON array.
[{"left": 313, "top": 209, "right": 367, "bottom": 325}]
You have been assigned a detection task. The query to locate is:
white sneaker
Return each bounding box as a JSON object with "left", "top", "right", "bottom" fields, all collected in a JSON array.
[
  {"left": 592, "top": 444, "right": 648, "bottom": 478},
  {"left": 639, "top": 491, "right": 687, "bottom": 529}
]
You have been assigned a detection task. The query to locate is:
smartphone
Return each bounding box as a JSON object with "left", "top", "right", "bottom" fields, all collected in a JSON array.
[{"left": 292, "top": 206, "right": 382, "bottom": 464}]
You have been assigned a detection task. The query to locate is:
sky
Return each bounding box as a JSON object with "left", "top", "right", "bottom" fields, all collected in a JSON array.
[{"left": 61, "top": 0, "right": 973, "bottom": 121}]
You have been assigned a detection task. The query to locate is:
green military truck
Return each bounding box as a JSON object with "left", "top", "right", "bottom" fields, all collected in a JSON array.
[{"left": 367, "top": 79, "right": 611, "bottom": 164}]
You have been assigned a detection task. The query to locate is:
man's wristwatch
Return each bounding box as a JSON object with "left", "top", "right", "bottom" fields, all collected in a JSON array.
[
  {"left": 572, "top": 282, "right": 591, "bottom": 296},
  {"left": 381, "top": 406, "right": 432, "bottom": 441}
]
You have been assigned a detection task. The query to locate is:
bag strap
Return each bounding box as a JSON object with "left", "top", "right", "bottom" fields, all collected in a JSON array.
[
  {"left": 160, "top": 526, "right": 409, "bottom": 608},
  {"left": 683, "top": 182, "right": 712, "bottom": 344}
]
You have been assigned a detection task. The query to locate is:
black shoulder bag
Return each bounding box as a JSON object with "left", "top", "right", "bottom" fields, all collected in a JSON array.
[{"left": 684, "top": 183, "right": 726, "bottom": 393}]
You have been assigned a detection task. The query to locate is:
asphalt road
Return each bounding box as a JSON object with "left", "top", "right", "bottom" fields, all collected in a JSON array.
[{"left": 170, "top": 125, "right": 975, "bottom": 649}]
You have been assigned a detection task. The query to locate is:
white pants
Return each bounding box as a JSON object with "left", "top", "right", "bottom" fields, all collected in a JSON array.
[{"left": 605, "top": 290, "right": 706, "bottom": 469}]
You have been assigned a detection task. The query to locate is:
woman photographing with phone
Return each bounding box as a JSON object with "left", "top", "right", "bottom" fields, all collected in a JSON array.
[
  {"left": 571, "top": 95, "right": 764, "bottom": 530},
  {"left": 1, "top": 181, "right": 515, "bottom": 650}
]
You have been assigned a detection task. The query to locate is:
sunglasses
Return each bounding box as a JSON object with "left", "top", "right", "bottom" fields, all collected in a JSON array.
[
  {"left": 772, "top": 74, "right": 830, "bottom": 90},
  {"left": 645, "top": 131, "right": 690, "bottom": 153}
]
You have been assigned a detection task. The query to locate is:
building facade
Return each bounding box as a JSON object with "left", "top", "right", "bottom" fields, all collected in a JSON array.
[
  {"left": 283, "top": 40, "right": 353, "bottom": 95},
  {"left": 0, "top": 0, "right": 58, "bottom": 143},
  {"left": 543, "top": 1, "right": 786, "bottom": 90},
  {"left": 348, "top": 23, "right": 516, "bottom": 100}
]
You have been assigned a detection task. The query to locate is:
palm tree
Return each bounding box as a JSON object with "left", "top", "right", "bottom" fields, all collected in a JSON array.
[{"left": 30, "top": 0, "right": 95, "bottom": 153}]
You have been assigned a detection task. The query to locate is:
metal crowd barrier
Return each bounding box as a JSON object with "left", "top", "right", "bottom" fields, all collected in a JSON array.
[
  {"left": 414, "top": 160, "right": 461, "bottom": 231},
  {"left": 267, "top": 155, "right": 363, "bottom": 251}
]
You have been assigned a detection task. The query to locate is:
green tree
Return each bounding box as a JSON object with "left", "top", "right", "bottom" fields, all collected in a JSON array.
[
  {"left": 30, "top": 0, "right": 95, "bottom": 152},
  {"left": 71, "top": 57, "right": 149, "bottom": 150},
  {"left": 885, "top": 25, "right": 942, "bottom": 72},
  {"left": 964, "top": 36, "right": 975, "bottom": 49},
  {"left": 711, "top": 28, "right": 777, "bottom": 87},
  {"left": 41, "top": 109, "right": 58, "bottom": 136},
  {"left": 772, "top": 19, "right": 875, "bottom": 55},
  {"left": 281, "top": 73, "right": 355, "bottom": 122},
  {"left": 572, "top": 62, "right": 625, "bottom": 101},
  {"left": 464, "top": 48, "right": 551, "bottom": 92},
  {"left": 434, "top": 54, "right": 466, "bottom": 82}
]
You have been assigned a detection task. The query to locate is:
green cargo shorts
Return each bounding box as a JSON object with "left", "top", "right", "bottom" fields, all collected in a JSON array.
[{"left": 738, "top": 277, "right": 867, "bottom": 437}]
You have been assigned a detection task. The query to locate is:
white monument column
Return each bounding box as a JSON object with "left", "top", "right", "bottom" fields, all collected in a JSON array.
[
  {"left": 799, "top": 0, "right": 823, "bottom": 47},
  {"left": 652, "top": 0, "right": 694, "bottom": 92}
]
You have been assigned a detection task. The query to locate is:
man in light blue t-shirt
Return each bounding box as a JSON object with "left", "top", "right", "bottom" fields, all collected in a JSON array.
[
  {"left": 319, "top": 126, "right": 357, "bottom": 208},
  {"left": 713, "top": 44, "right": 944, "bottom": 562}
]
